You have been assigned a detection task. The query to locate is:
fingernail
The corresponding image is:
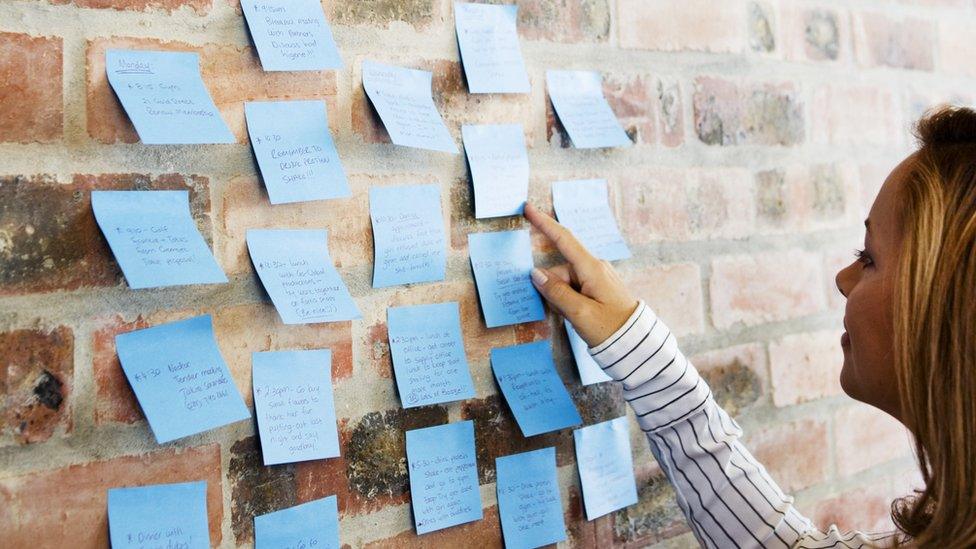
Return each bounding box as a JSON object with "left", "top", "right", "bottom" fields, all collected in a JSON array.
[{"left": 531, "top": 268, "right": 548, "bottom": 286}]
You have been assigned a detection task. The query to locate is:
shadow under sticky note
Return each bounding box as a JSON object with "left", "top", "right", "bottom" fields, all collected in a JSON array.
[
  {"left": 369, "top": 184, "right": 447, "bottom": 288},
  {"left": 496, "top": 447, "right": 567, "bottom": 549},
  {"left": 573, "top": 416, "right": 639, "bottom": 520},
  {"left": 491, "top": 340, "right": 581, "bottom": 437},
  {"left": 546, "top": 70, "right": 631, "bottom": 149},
  {"left": 254, "top": 495, "right": 340, "bottom": 549},
  {"left": 454, "top": 2, "right": 530, "bottom": 94},
  {"left": 468, "top": 229, "right": 545, "bottom": 328},
  {"left": 241, "top": 0, "right": 342, "bottom": 71},
  {"left": 108, "top": 481, "right": 210, "bottom": 549}
]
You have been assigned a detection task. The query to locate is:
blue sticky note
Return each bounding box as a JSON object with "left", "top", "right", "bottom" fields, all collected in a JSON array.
[
  {"left": 254, "top": 496, "right": 339, "bottom": 549},
  {"left": 461, "top": 124, "right": 529, "bottom": 218},
  {"left": 387, "top": 302, "right": 475, "bottom": 408},
  {"left": 552, "top": 179, "right": 631, "bottom": 261},
  {"left": 252, "top": 349, "right": 340, "bottom": 465},
  {"left": 108, "top": 481, "right": 210, "bottom": 549},
  {"left": 491, "top": 340, "right": 582, "bottom": 437},
  {"left": 468, "top": 230, "right": 545, "bottom": 328},
  {"left": 405, "top": 420, "right": 482, "bottom": 534},
  {"left": 246, "top": 229, "right": 361, "bottom": 324},
  {"left": 454, "top": 2, "right": 530, "bottom": 94},
  {"left": 565, "top": 320, "right": 611, "bottom": 386},
  {"left": 496, "top": 448, "right": 567, "bottom": 549},
  {"left": 245, "top": 100, "right": 350, "bottom": 204},
  {"left": 573, "top": 416, "right": 639, "bottom": 520},
  {"left": 92, "top": 190, "right": 227, "bottom": 289},
  {"left": 241, "top": 0, "right": 342, "bottom": 71},
  {"left": 115, "top": 315, "right": 250, "bottom": 443},
  {"left": 369, "top": 184, "right": 447, "bottom": 287},
  {"left": 546, "top": 70, "right": 631, "bottom": 149},
  {"left": 105, "top": 49, "right": 234, "bottom": 144},
  {"left": 362, "top": 60, "right": 459, "bottom": 154}
]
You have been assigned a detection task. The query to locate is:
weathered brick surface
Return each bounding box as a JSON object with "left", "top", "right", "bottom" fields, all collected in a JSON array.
[
  {"left": 768, "top": 331, "right": 844, "bottom": 407},
  {"left": 694, "top": 77, "right": 804, "bottom": 146},
  {"left": 833, "top": 403, "right": 912, "bottom": 477},
  {"left": 852, "top": 12, "right": 935, "bottom": 71},
  {"left": 747, "top": 418, "right": 829, "bottom": 492},
  {"left": 0, "top": 32, "right": 63, "bottom": 144},
  {"left": 618, "top": 0, "right": 744, "bottom": 52},
  {"left": 52, "top": 0, "right": 212, "bottom": 13}
]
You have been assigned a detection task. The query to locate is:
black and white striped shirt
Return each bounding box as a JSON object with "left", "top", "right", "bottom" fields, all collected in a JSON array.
[{"left": 588, "top": 300, "right": 899, "bottom": 549}]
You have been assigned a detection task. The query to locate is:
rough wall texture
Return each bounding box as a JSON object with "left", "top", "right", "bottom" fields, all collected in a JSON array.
[{"left": 0, "top": 0, "right": 967, "bottom": 547}]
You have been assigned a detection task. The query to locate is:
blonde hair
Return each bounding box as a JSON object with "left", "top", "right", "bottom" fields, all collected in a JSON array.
[{"left": 891, "top": 106, "right": 976, "bottom": 547}]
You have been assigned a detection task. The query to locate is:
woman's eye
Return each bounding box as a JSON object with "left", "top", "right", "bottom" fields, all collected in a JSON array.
[{"left": 854, "top": 248, "right": 874, "bottom": 266}]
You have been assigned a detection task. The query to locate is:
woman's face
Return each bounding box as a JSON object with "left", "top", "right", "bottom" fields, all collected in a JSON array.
[{"left": 834, "top": 155, "right": 910, "bottom": 422}]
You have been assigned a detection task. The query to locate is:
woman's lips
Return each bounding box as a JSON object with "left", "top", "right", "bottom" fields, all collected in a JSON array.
[{"left": 841, "top": 332, "right": 851, "bottom": 347}]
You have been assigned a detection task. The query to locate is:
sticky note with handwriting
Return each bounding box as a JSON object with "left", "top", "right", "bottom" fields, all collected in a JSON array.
[
  {"left": 468, "top": 230, "right": 545, "bottom": 328},
  {"left": 387, "top": 302, "right": 475, "bottom": 408},
  {"left": 246, "top": 229, "right": 361, "bottom": 324},
  {"left": 108, "top": 481, "right": 210, "bottom": 549},
  {"left": 245, "top": 100, "right": 349, "bottom": 204},
  {"left": 491, "top": 340, "right": 582, "bottom": 437},
  {"left": 92, "top": 190, "right": 227, "bottom": 289},
  {"left": 241, "top": 0, "right": 342, "bottom": 71},
  {"left": 255, "top": 496, "right": 339, "bottom": 549},
  {"left": 362, "top": 60, "right": 458, "bottom": 153},
  {"left": 405, "top": 420, "right": 482, "bottom": 534},
  {"left": 574, "top": 416, "right": 638, "bottom": 520},
  {"left": 461, "top": 124, "right": 529, "bottom": 218},
  {"left": 546, "top": 70, "right": 631, "bottom": 149},
  {"left": 454, "top": 2, "right": 530, "bottom": 94},
  {"left": 115, "top": 315, "right": 250, "bottom": 444},
  {"left": 565, "top": 320, "right": 612, "bottom": 386},
  {"left": 552, "top": 179, "right": 631, "bottom": 261},
  {"left": 105, "top": 49, "right": 234, "bottom": 144},
  {"left": 252, "top": 349, "right": 339, "bottom": 465},
  {"left": 369, "top": 184, "right": 447, "bottom": 287},
  {"left": 496, "top": 447, "right": 567, "bottom": 549}
]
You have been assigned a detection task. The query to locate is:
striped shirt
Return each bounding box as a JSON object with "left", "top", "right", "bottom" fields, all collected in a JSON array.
[{"left": 587, "top": 300, "right": 900, "bottom": 549}]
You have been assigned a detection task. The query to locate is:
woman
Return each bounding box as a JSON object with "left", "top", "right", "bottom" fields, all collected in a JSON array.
[{"left": 524, "top": 106, "right": 976, "bottom": 548}]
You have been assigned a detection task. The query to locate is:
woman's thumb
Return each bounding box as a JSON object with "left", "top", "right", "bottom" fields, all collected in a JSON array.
[{"left": 531, "top": 267, "right": 590, "bottom": 318}]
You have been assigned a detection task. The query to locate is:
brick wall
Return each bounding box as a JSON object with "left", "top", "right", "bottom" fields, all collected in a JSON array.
[{"left": 2, "top": 0, "right": 966, "bottom": 546}]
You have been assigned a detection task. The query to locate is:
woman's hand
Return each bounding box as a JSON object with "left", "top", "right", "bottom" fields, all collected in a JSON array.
[{"left": 524, "top": 202, "right": 640, "bottom": 347}]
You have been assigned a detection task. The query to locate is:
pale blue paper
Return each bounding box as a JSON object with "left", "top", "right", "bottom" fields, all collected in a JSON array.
[
  {"left": 252, "top": 349, "right": 340, "bottom": 465},
  {"left": 105, "top": 49, "right": 234, "bottom": 144},
  {"left": 405, "top": 420, "right": 482, "bottom": 534},
  {"left": 565, "top": 320, "right": 611, "bottom": 385},
  {"left": 491, "top": 340, "right": 582, "bottom": 437},
  {"left": 546, "top": 70, "right": 631, "bottom": 149},
  {"left": 246, "top": 229, "right": 361, "bottom": 324},
  {"left": 496, "top": 447, "right": 567, "bottom": 549},
  {"left": 241, "top": 0, "right": 342, "bottom": 71},
  {"left": 387, "top": 302, "right": 475, "bottom": 407},
  {"left": 254, "top": 496, "right": 339, "bottom": 549},
  {"left": 573, "top": 416, "right": 639, "bottom": 520},
  {"left": 468, "top": 230, "right": 545, "bottom": 328},
  {"left": 361, "top": 60, "right": 459, "bottom": 153},
  {"left": 552, "top": 179, "right": 631, "bottom": 261},
  {"left": 92, "top": 190, "right": 227, "bottom": 289},
  {"left": 245, "top": 100, "right": 349, "bottom": 204},
  {"left": 108, "top": 481, "right": 210, "bottom": 549},
  {"left": 454, "top": 2, "right": 530, "bottom": 94},
  {"left": 369, "top": 184, "right": 447, "bottom": 287},
  {"left": 461, "top": 124, "right": 529, "bottom": 218},
  {"left": 115, "top": 315, "right": 250, "bottom": 444}
]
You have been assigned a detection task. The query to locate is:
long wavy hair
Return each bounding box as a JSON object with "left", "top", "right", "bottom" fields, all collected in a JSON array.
[{"left": 890, "top": 106, "right": 976, "bottom": 547}]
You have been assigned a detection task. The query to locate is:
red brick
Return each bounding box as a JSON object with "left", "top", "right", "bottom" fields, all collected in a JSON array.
[
  {"left": 767, "top": 331, "right": 843, "bottom": 407},
  {"left": 811, "top": 85, "right": 904, "bottom": 147},
  {"left": 753, "top": 163, "right": 860, "bottom": 233},
  {"left": 710, "top": 250, "right": 826, "bottom": 329},
  {"left": 329, "top": 0, "right": 437, "bottom": 29},
  {"left": 618, "top": 0, "right": 744, "bottom": 52},
  {"left": 92, "top": 315, "right": 149, "bottom": 425},
  {"left": 86, "top": 37, "right": 337, "bottom": 143},
  {"left": 812, "top": 481, "right": 900, "bottom": 534},
  {"left": 0, "top": 32, "right": 63, "bottom": 143},
  {"left": 619, "top": 263, "right": 705, "bottom": 337},
  {"left": 694, "top": 77, "right": 804, "bottom": 146},
  {"left": 691, "top": 343, "right": 767, "bottom": 415},
  {"left": 517, "top": 0, "right": 610, "bottom": 43},
  {"left": 619, "top": 167, "right": 754, "bottom": 244},
  {"left": 0, "top": 326, "right": 73, "bottom": 445},
  {"left": 853, "top": 12, "right": 935, "bottom": 71},
  {"left": 833, "top": 403, "right": 912, "bottom": 477},
  {"left": 0, "top": 173, "right": 210, "bottom": 296},
  {"left": 0, "top": 444, "right": 223, "bottom": 548},
  {"left": 747, "top": 418, "right": 829, "bottom": 492},
  {"left": 365, "top": 506, "right": 502, "bottom": 548},
  {"left": 51, "top": 0, "right": 211, "bottom": 13}
]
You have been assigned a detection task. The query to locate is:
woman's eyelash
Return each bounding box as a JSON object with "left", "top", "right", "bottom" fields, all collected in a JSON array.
[{"left": 854, "top": 249, "right": 872, "bottom": 264}]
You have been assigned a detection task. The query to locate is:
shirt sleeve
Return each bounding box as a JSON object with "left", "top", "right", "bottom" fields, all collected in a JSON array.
[{"left": 588, "top": 300, "right": 897, "bottom": 549}]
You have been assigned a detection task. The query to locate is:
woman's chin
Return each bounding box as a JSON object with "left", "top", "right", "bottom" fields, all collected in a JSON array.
[{"left": 839, "top": 354, "right": 859, "bottom": 401}]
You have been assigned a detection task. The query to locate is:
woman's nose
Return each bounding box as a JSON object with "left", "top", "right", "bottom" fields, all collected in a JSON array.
[{"left": 835, "top": 261, "right": 858, "bottom": 299}]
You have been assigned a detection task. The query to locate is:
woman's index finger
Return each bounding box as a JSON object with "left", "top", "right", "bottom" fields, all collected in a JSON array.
[{"left": 524, "top": 202, "right": 598, "bottom": 268}]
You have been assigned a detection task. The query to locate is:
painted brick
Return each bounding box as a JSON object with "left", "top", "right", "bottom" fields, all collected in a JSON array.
[
  {"left": 0, "top": 326, "right": 73, "bottom": 445},
  {"left": 619, "top": 262, "right": 705, "bottom": 337},
  {"left": 0, "top": 444, "right": 223, "bottom": 547},
  {"left": 0, "top": 173, "right": 211, "bottom": 296},
  {"left": 811, "top": 85, "right": 904, "bottom": 147},
  {"left": 754, "top": 163, "right": 860, "bottom": 233},
  {"left": 747, "top": 1, "right": 776, "bottom": 54},
  {"left": 694, "top": 77, "right": 804, "bottom": 146},
  {"left": 852, "top": 12, "right": 935, "bottom": 71},
  {"left": 691, "top": 343, "right": 767, "bottom": 416},
  {"left": 833, "top": 403, "right": 912, "bottom": 477},
  {"left": 747, "top": 418, "right": 829, "bottom": 492},
  {"left": 710, "top": 250, "right": 826, "bottom": 329},
  {"left": 51, "top": 0, "right": 211, "bottom": 13},
  {"left": 938, "top": 18, "right": 976, "bottom": 78},
  {"left": 767, "top": 330, "right": 844, "bottom": 407},
  {"left": 618, "top": 0, "right": 744, "bottom": 52},
  {"left": 0, "top": 32, "right": 63, "bottom": 143}
]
